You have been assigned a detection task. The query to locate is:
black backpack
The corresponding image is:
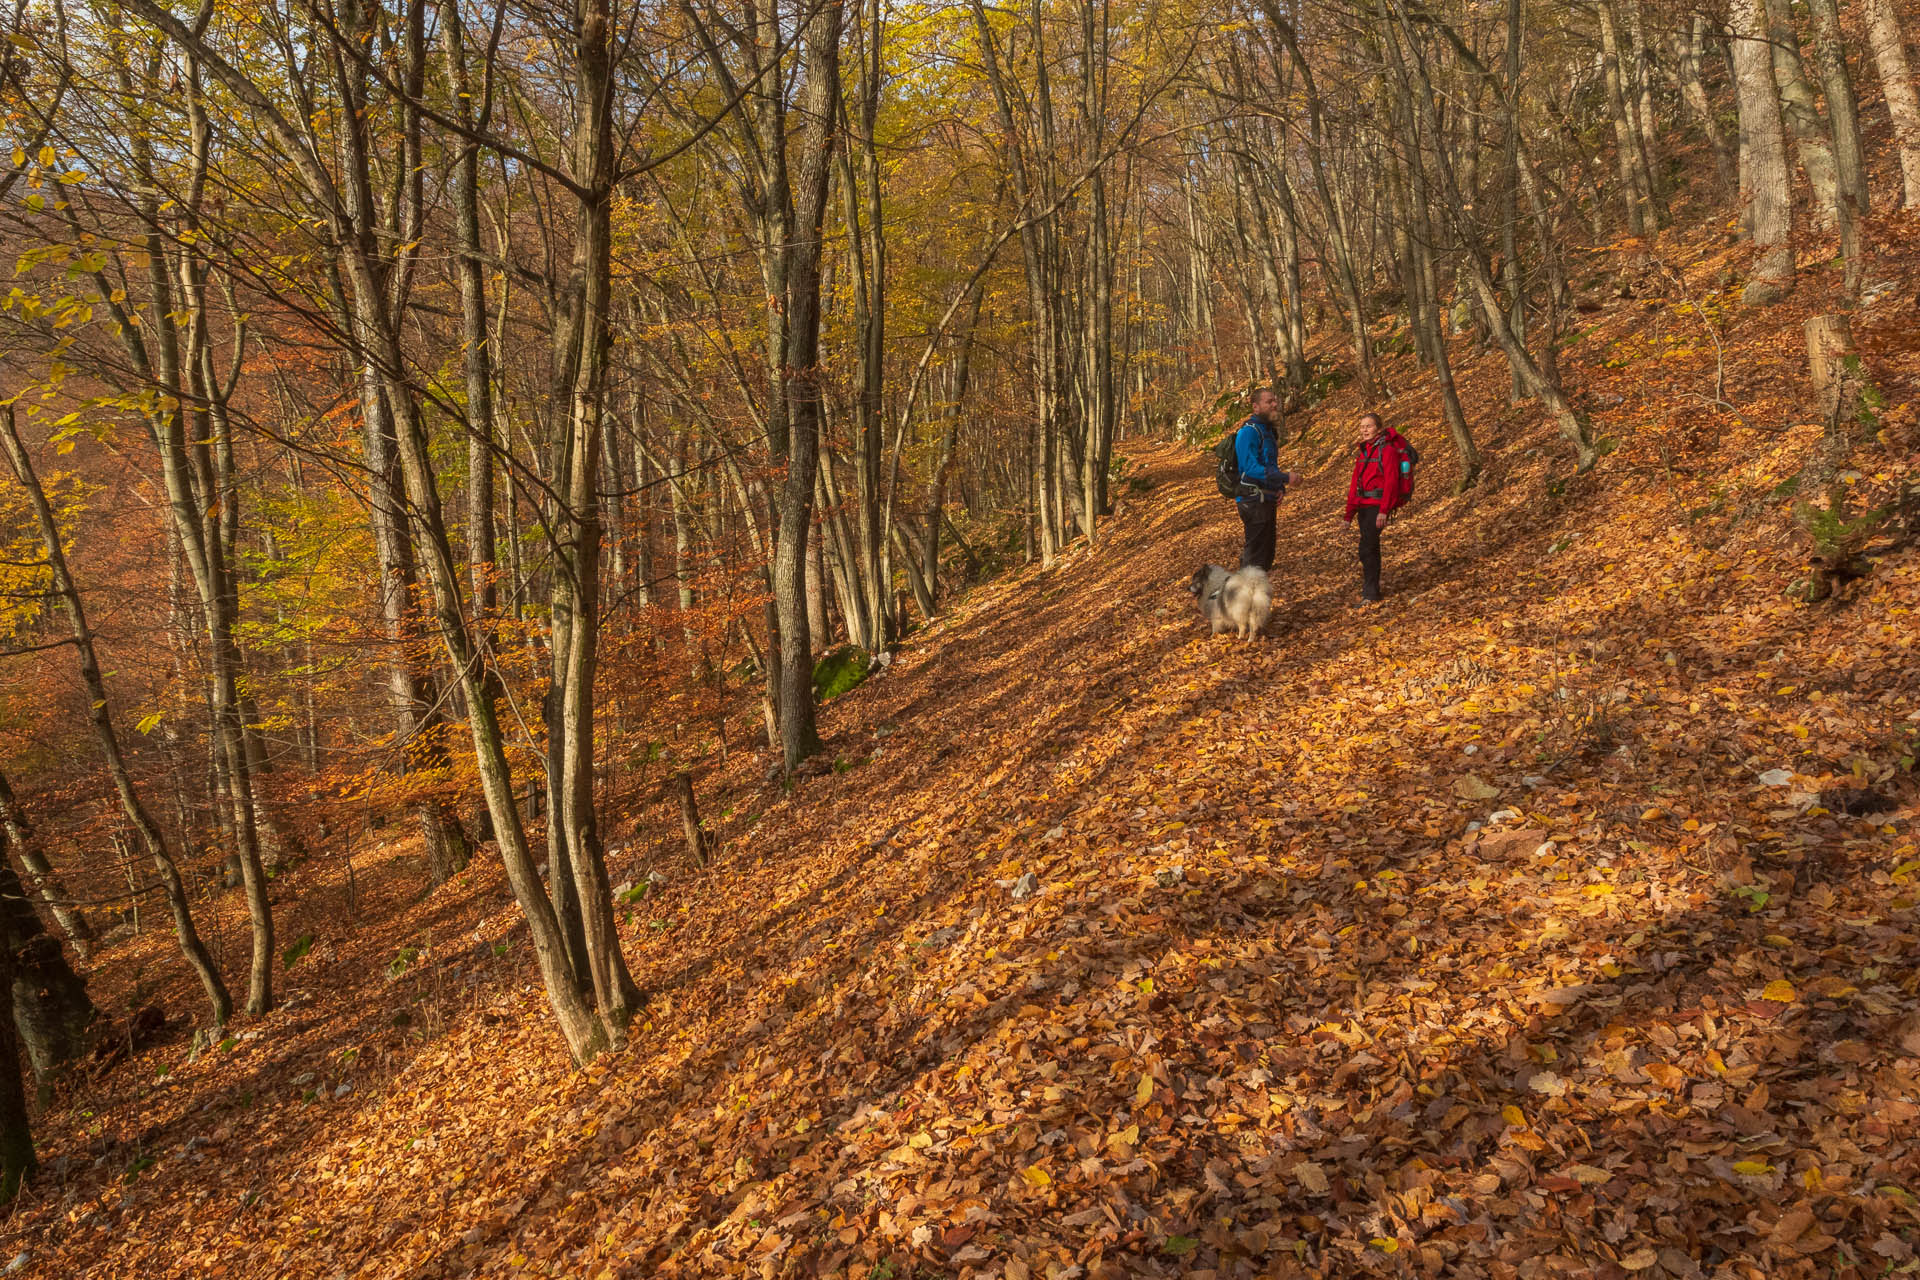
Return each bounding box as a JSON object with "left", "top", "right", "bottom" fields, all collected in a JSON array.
[{"left": 1214, "top": 420, "right": 1251, "bottom": 499}]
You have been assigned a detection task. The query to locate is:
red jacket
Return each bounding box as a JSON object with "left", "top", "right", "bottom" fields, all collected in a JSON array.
[{"left": 1345, "top": 430, "right": 1413, "bottom": 520}]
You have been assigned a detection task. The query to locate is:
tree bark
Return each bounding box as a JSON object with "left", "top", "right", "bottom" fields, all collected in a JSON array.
[
  {"left": 1803, "top": 0, "right": 1869, "bottom": 219},
  {"left": 671, "top": 772, "right": 708, "bottom": 868},
  {"left": 773, "top": 0, "right": 843, "bottom": 771},
  {"left": 0, "top": 852, "right": 95, "bottom": 1083},
  {"left": 548, "top": 0, "right": 642, "bottom": 1034},
  {"left": 1762, "top": 0, "right": 1841, "bottom": 230},
  {"left": 1676, "top": 13, "right": 1737, "bottom": 193},
  {"left": 1805, "top": 313, "right": 1872, "bottom": 433},
  {"left": 0, "top": 931, "right": 35, "bottom": 1204},
  {"left": 1863, "top": 0, "right": 1920, "bottom": 208},
  {"left": 1600, "top": 2, "right": 1655, "bottom": 233},
  {"left": 1731, "top": 0, "right": 1796, "bottom": 303}
]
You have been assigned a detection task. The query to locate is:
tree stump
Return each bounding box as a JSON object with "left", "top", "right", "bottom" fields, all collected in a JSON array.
[
  {"left": 670, "top": 771, "right": 707, "bottom": 868},
  {"left": 1805, "top": 314, "right": 1872, "bottom": 433}
]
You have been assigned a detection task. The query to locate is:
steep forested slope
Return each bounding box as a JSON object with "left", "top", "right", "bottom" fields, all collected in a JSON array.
[{"left": 15, "top": 224, "right": 1920, "bottom": 1277}]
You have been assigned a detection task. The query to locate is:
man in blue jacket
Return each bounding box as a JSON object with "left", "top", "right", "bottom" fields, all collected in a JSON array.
[{"left": 1233, "top": 388, "right": 1298, "bottom": 572}]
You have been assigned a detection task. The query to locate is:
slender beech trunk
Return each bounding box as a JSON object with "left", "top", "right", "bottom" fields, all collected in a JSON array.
[
  {"left": 1803, "top": 0, "right": 1867, "bottom": 219},
  {"left": 443, "top": 0, "right": 499, "bottom": 621},
  {"left": 922, "top": 287, "right": 983, "bottom": 611},
  {"left": 1500, "top": 0, "right": 1527, "bottom": 403},
  {"left": 1863, "top": 0, "right": 1920, "bottom": 208},
  {"left": 970, "top": 0, "right": 1063, "bottom": 564},
  {"left": 841, "top": 48, "right": 888, "bottom": 647},
  {"left": 549, "top": 0, "right": 642, "bottom": 1032},
  {"left": 1257, "top": 0, "right": 1379, "bottom": 398},
  {"left": 1626, "top": 0, "right": 1665, "bottom": 211},
  {"left": 773, "top": 0, "right": 843, "bottom": 771},
  {"left": 1599, "top": 2, "right": 1654, "bottom": 234},
  {"left": 1399, "top": 115, "right": 1480, "bottom": 486},
  {"left": 101, "top": 45, "right": 274, "bottom": 1015}
]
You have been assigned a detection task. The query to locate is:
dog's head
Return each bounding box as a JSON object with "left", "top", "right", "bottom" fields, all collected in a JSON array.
[{"left": 1186, "top": 566, "right": 1213, "bottom": 598}]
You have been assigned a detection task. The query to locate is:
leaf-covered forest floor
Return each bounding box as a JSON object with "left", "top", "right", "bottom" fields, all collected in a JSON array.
[{"left": 14, "top": 215, "right": 1920, "bottom": 1279}]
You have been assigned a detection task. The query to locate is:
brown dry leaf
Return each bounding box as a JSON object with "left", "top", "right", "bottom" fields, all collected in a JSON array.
[{"left": 1293, "top": 1162, "right": 1330, "bottom": 1195}]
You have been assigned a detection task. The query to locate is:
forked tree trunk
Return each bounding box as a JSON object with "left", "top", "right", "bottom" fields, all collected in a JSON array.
[
  {"left": 1676, "top": 13, "right": 1737, "bottom": 192},
  {"left": 1762, "top": 0, "right": 1841, "bottom": 231},
  {"left": 1600, "top": 2, "right": 1654, "bottom": 234}
]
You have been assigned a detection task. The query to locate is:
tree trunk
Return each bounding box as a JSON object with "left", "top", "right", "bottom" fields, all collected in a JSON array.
[
  {"left": 121, "top": 0, "right": 614, "bottom": 1059},
  {"left": 1625, "top": 0, "right": 1665, "bottom": 211},
  {"left": 1803, "top": 0, "right": 1869, "bottom": 219},
  {"left": 1763, "top": 0, "right": 1841, "bottom": 231},
  {"left": 1600, "top": 2, "right": 1654, "bottom": 233},
  {"left": 1676, "top": 13, "right": 1737, "bottom": 193},
  {"left": 1863, "top": 0, "right": 1920, "bottom": 208},
  {"left": 1501, "top": 0, "right": 1528, "bottom": 402},
  {"left": 774, "top": 0, "right": 843, "bottom": 772},
  {"left": 0, "top": 853, "right": 95, "bottom": 1083},
  {"left": 549, "top": 0, "right": 642, "bottom": 1035},
  {"left": 0, "top": 933, "right": 35, "bottom": 1205},
  {"left": 1731, "top": 0, "right": 1796, "bottom": 303},
  {"left": 1805, "top": 314, "right": 1873, "bottom": 433},
  {"left": 671, "top": 772, "right": 708, "bottom": 867},
  {"left": 1380, "top": 0, "right": 1594, "bottom": 468}
]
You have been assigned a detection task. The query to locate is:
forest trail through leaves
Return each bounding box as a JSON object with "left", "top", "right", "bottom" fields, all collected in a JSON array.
[{"left": 22, "top": 413, "right": 1920, "bottom": 1278}]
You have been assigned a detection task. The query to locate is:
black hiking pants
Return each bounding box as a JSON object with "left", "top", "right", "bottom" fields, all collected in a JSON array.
[
  {"left": 1238, "top": 498, "right": 1277, "bottom": 573},
  {"left": 1355, "top": 504, "right": 1383, "bottom": 601}
]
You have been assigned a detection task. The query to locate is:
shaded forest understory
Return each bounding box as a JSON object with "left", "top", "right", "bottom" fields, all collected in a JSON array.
[{"left": 13, "top": 211, "right": 1920, "bottom": 1278}]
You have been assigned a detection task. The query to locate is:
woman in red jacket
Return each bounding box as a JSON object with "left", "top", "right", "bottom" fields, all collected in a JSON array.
[{"left": 1343, "top": 412, "right": 1415, "bottom": 603}]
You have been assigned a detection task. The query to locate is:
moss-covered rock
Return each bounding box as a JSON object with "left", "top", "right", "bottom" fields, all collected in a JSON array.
[{"left": 812, "top": 645, "right": 870, "bottom": 702}]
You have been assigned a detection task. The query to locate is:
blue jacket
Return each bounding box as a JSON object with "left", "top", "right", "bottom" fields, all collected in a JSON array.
[{"left": 1234, "top": 416, "right": 1284, "bottom": 502}]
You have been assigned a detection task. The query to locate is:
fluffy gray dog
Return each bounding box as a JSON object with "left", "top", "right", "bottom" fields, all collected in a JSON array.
[{"left": 1187, "top": 564, "right": 1273, "bottom": 640}]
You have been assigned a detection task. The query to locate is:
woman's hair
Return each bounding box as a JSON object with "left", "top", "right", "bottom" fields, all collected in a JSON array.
[{"left": 1358, "top": 411, "right": 1384, "bottom": 431}]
